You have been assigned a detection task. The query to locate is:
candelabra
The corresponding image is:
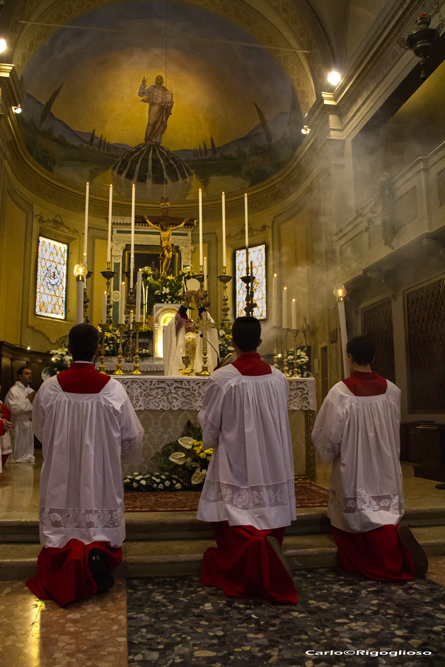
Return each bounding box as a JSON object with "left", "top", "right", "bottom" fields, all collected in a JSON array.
[
  {"left": 98, "top": 322, "right": 110, "bottom": 374},
  {"left": 113, "top": 323, "right": 126, "bottom": 375},
  {"left": 83, "top": 271, "right": 93, "bottom": 323},
  {"left": 241, "top": 260, "right": 256, "bottom": 317},
  {"left": 131, "top": 321, "right": 142, "bottom": 375},
  {"left": 282, "top": 328, "right": 291, "bottom": 377},
  {"left": 101, "top": 263, "right": 116, "bottom": 322},
  {"left": 291, "top": 329, "right": 300, "bottom": 377},
  {"left": 217, "top": 267, "right": 232, "bottom": 327}
]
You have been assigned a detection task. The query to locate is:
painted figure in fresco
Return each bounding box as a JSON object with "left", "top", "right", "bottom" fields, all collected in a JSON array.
[
  {"left": 143, "top": 216, "right": 188, "bottom": 275},
  {"left": 138, "top": 75, "right": 174, "bottom": 144}
]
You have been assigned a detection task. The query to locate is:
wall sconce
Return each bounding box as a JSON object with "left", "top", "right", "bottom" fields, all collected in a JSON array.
[
  {"left": 301, "top": 125, "right": 311, "bottom": 135},
  {"left": 12, "top": 105, "right": 22, "bottom": 114},
  {"left": 327, "top": 71, "right": 341, "bottom": 86}
]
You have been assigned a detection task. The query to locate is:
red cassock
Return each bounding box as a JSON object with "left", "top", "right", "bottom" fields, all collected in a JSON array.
[
  {"left": 199, "top": 353, "right": 298, "bottom": 604},
  {"left": 25, "top": 363, "right": 143, "bottom": 606},
  {"left": 330, "top": 372, "right": 415, "bottom": 582}
]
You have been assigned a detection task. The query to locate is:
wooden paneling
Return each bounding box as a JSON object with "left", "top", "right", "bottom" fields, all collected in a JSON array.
[{"left": 362, "top": 298, "right": 396, "bottom": 384}]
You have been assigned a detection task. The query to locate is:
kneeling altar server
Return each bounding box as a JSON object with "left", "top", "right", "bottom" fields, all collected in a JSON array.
[
  {"left": 312, "top": 335, "right": 427, "bottom": 581},
  {"left": 26, "top": 324, "right": 144, "bottom": 606},
  {"left": 197, "top": 316, "right": 298, "bottom": 604}
]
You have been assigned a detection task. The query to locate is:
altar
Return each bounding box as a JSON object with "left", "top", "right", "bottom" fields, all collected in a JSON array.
[{"left": 117, "top": 376, "right": 317, "bottom": 482}]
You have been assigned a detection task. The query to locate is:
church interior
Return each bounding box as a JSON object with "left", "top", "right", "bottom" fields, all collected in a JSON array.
[{"left": 0, "top": 0, "right": 445, "bottom": 665}]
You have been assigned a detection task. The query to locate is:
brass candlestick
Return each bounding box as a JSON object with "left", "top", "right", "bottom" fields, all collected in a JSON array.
[
  {"left": 241, "top": 260, "right": 256, "bottom": 316},
  {"left": 101, "top": 263, "right": 116, "bottom": 323},
  {"left": 282, "top": 328, "right": 291, "bottom": 377},
  {"left": 291, "top": 329, "right": 300, "bottom": 377},
  {"left": 83, "top": 271, "right": 93, "bottom": 324},
  {"left": 196, "top": 316, "right": 215, "bottom": 377},
  {"left": 98, "top": 322, "right": 110, "bottom": 374},
  {"left": 131, "top": 321, "right": 142, "bottom": 375},
  {"left": 113, "top": 323, "right": 126, "bottom": 375},
  {"left": 217, "top": 267, "right": 232, "bottom": 326}
]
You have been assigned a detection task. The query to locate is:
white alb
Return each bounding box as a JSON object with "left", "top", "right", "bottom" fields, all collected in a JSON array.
[
  {"left": 312, "top": 380, "right": 404, "bottom": 533},
  {"left": 5, "top": 381, "right": 35, "bottom": 462},
  {"left": 197, "top": 365, "right": 296, "bottom": 530},
  {"left": 33, "top": 376, "right": 144, "bottom": 548}
]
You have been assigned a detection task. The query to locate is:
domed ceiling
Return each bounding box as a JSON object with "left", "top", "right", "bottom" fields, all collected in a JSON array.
[{"left": 15, "top": 0, "right": 312, "bottom": 203}]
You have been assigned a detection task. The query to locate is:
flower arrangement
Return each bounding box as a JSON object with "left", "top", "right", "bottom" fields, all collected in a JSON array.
[
  {"left": 218, "top": 324, "right": 234, "bottom": 359},
  {"left": 150, "top": 420, "right": 211, "bottom": 490},
  {"left": 97, "top": 326, "right": 119, "bottom": 356},
  {"left": 287, "top": 347, "right": 311, "bottom": 377},
  {"left": 124, "top": 471, "right": 184, "bottom": 492},
  {"left": 46, "top": 338, "right": 72, "bottom": 376},
  {"left": 141, "top": 267, "right": 196, "bottom": 313}
]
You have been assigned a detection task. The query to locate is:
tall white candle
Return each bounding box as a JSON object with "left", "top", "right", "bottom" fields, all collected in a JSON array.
[
  {"left": 282, "top": 287, "right": 288, "bottom": 329},
  {"left": 222, "top": 192, "right": 226, "bottom": 269},
  {"left": 136, "top": 270, "right": 142, "bottom": 322},
  {"left": 203, "top": 256, "right": 208, "bottom": 291},
  {"left": 119, "top": 282, "right": 125, "bottom": 324},
  {"left": 129, "top": 310, "right": 134, "bottom": 330},
  {"left": 199, "top": 188, "right": 203, "bottom": 267},
  {"left": 291, "top": 299, "right": 297, "bottom": 330},
  {"left": 107, "top": 184, "right": 113, "bottom": 264},
  {"left": 244, "top": 193, "right": 249, "bottom": 249},
  {"left": 131, "top": 183, "right": 135, "bottom": 286},
  {"left": 102, "top": 292, "right": 107, "bottom": 323},
  {"left": 76, "top": 280, "right": 84, "bottom": 324},
  {"left": 84, "top": 182, "right": 89, "bottom": 267},
  {"left": 272, "top": 274, "right": 278, "bottom": 325}
]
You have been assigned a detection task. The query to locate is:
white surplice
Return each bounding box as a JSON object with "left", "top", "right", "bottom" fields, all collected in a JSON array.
[
  {"left": 197, "top": 365, "right": 296, "bottom": 529},
  {"left": 163, "top": 310, "right": 219, "bottom": 376},
  {"left": 5, "top": 381, "right": 35, "bottom": 462},
  {"left": 311, "top": 381, "right": 404, "bottom": 533},
  {"left": 32, "top": 375, "right": 144, "bottom": 548}
]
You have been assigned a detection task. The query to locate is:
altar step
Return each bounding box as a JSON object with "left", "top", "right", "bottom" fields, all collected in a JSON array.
[
  {"left": 2, "top": 507, "right": 445, "bottom": 544},
  {"left": 1, "top": 523, "right": 445, "bottom": 581}
]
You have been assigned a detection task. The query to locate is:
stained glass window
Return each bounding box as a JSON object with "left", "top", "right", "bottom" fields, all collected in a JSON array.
[
  {"left": 36, "top": 236, "right": 68, "bottom": 319},
  {"left": 235, "top": 244, "right": 266, "bottom": 319}
]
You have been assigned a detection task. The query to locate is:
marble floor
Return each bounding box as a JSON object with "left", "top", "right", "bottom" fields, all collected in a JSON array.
[{"left": 0, "top": 454, "right": 445, "bottom": 666}]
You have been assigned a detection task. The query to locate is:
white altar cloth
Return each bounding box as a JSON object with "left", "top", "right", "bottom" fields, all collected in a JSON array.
[{"left": 117, "top": 376, "right": 316, "bottom": 479}]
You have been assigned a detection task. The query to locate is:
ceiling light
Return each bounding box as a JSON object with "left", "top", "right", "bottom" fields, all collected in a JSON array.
[
  {"left": 327, "top": 71, "right": 341, "bottom": 86},
  {"left": 301, "top": 125, "right": 311, "bottom": 135},
  {"left": 12, "top": 105, "right": 22, "bottom": 114},
  {"left": 0, "top": 38, "right": 6, "bottom": 53}
]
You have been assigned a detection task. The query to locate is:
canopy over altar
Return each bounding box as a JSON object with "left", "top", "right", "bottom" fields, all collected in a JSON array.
[{"left": 117, "top": 376, "right": 316, "bottom": 482}]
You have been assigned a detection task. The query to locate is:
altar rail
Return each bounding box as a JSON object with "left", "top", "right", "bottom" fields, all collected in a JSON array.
[{"left": 117, "top": 376, "right": 317, "bottom": 482}]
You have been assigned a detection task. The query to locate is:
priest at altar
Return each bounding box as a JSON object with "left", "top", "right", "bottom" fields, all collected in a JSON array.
[{"left": 163, "top": 290, "right": 219, "bottom": 376}]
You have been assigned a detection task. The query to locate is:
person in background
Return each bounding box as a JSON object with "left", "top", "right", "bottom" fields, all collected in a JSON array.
[
  {"left": 312, "top": 335, "right": 428, "bottom": 581},
  {"left": 5, "top": 367, "right": 35, "bottom": 463},
  {"left": 197, "top": 316, "right": 298, "bottom": 604},
  {"left": 26, "top": 324, "right": 144, "bottom": 607},
  {"left": 0, "top": 389, "right": 14, "bottom": 470}
]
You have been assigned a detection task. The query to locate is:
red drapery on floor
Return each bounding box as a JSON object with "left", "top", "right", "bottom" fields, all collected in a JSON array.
[
  {"left": 26, "top": 539, "right": 122, "bottom": 607},
  {"left": 201, "top": 521, "right": 298, "bottom": 604},
  {"left": 331, "top": 524, "right": 415, "bottom": 582}
]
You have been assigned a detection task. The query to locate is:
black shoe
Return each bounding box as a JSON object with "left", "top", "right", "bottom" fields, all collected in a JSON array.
[
  {"left": 88, "top": 548, "right": 115, "bottom": 593},
  {"left": 398, "top": 525, "right": 429, "bottom": 577}
]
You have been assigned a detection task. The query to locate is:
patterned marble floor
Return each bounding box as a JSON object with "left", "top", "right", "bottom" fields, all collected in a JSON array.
[{"left": 0, "top": 560, "right": 444, "bottom": 667}]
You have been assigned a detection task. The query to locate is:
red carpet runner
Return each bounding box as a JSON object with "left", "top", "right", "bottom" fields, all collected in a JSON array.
[{"left": 124, "top": 482, "right": 329, "bottom": 512}]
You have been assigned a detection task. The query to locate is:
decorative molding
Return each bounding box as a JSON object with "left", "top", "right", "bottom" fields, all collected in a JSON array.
[
  {"left": 226, "top": 223, "right": 269, "bottom": 243},
  {"left": 35, "top": 213, "right": 79, "bottom": 238}
]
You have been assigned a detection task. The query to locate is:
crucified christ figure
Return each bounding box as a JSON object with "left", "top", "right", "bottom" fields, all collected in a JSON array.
[{"left": 143, "top": 216, "right": 188, "bottom": 275}]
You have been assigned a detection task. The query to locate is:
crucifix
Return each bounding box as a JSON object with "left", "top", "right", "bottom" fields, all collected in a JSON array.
[
  {"left": 143, "top": 198, "right": 196, "bottom": 275},
  {"left": 196, "top": 315, "right": 216, "bottom": 376}
]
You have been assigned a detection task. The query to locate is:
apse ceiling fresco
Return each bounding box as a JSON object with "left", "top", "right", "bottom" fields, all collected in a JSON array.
[{"left": 18, "top": 0, "right": 304, "bottom": 202}]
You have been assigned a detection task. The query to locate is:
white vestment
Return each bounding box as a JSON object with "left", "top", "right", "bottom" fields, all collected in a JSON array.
[
  {"left": 197, "top": 365, "right": 296, "bottom": 529},
  {"left": 163, "top": 310, "right": 219, "bottom": 376},
  {"left": 5, "top": 381, "right": 35, "bottom": 462},
  {"left": 312, "top": 381, "right": 404, "bottom": 533},
  {"left": 32, "top": 375, "right": 144, "bottom": 548},
  {"left": 0, "top": 401, "right": 13, "bottom": 465}
]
